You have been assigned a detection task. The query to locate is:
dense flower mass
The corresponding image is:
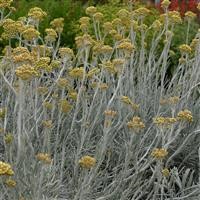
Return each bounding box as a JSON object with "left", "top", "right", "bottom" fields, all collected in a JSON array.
[
  {"left": 79, "top": 156, "right": 96, "bottom": 169},
  {"left": 177, "top": 109, "right": 193, "bottom": 122},
  {"left": 151, "top": 148, "right": 168, "bottom": 160},
  {"left": 36, "top": 153, "right": 52, "bottom": 164},
  {"left": 0, "top": 161, "right": 14, "bottom": 176},
  {"left": 0, "top": 2, "right": 199, "bottom": 199}
]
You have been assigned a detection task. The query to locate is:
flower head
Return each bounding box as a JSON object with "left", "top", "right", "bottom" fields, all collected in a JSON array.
[
  {"left": 151, "top": 148, "right": 168, "bottom": 160},
  {"left": 5, "top": 178, "right": 16, "bottom": 187},
  {"left": 0, "top": 161, "right": 14, "bottom": 176},
  {"left": 79, "top": 155, "right": 96, "bottom": 169},
  {"left": 177, "top": 109, "right": 193, "bottom": 122},
  {"left": 127, "top": 116, "right": 145, "bottom": 133},
  {"left": 36, "top": 153, "right": 52, "bottom": 164}
]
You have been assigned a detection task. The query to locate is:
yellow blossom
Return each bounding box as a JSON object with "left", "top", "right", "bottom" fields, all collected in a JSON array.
[
  {"left": 5, "top": 178, "right": 16, "bottom": 187},
  {"left": 127, "top": 116, "right": 145, "bottom": 132},
  {"left": 162, "top": 168, "right": 170, "bottom": 177},
  {"left": 79, "top": 155, "right": 96, "bottom": 169},
  {"left": 15, "top": 64, "right": 38, "bottom": 80},
  {"left": 36, "top": 153, "right": 52, "bottom": 164},
  {"left": 28, "top": 7, "right": 47, "bottom": 21},
  {"left": 0, "top": 161, "right": 14, "bottom": 176},
  {"left": 50, "top": 18, "right": 64, "bottom": 33},
  {"left": 177, "top": 109, "right": 193, "bottom": 122},
  {"left": 22, "top": 26, "right": 40, "bottom": 41},
  {"left": 45, "top": 28, "right": 57, "bottom": 42},
  {"left": 69, "top": 67, "right": 84, "bottom": 78},
  {"left": 179, "top": 44, "right": 192, "bottom": 54},
  {"left": 86, "top": 6, "right": 97, "bottom": 16},
  {"left": 151, "top": 148, "right": 168, "bottom": 160},
  {"left": 153, "top": 117, "right": 177, "bottom": 127},
  {"left": 59, "top": 48, "right": 74, "bottom": 60},
  {"left": 57, "top": 78, "right": 68, "bottom": 88},
  {"left": 58, "top": 99, "right": 72, "bottom": 113},
  {"left": 104, "top": 110, "right": 117, "bottom": 117},
  {"left": 42, "top": 120, "right": 53, "bottom": 129}
]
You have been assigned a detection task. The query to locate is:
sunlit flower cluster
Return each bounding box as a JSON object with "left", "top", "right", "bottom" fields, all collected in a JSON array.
[
  {"left": 177, "top": 109, "right": 193, "bottom": 122},
  {"left": 15, "top": 64, "right": 38, "bottom": 80},
  {"left": 5, "top": 178, "right": 16, "bottom": 187},
  {"left": 127, "top": 116, "right": 145, "bottom": 132},
  {"left": 36, "top": 153, "right": 52, "bottom": 164},
  {"left": 153, "top": 117, "right": 177, "bottom": 127},
  {"left": 151, "top": 148, "right": 168, "bottom": 160},
  {"left": 28, "top": 7, "right": 47, "bottom": 21},
  {"left": 79, "top": 155, "right": 96, "bottom": 169},
  {"left": 0, "top": 161, "right": 14, "bottom": 176}
]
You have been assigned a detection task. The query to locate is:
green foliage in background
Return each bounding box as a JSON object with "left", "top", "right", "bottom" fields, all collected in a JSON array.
[{"left": 0, "top": 0, "right": 199, "bottom": 62}]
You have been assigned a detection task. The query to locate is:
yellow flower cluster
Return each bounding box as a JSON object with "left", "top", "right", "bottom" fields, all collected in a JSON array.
[
  {"left": 12, "top": 47, "right": 34, "bottom": 65},
  {"left": 57, "top": 78, "right": 68, "bottom": 88},
  {"left": 79, "top": 155, "right": 96, "bottom": 169},
  {"left": 117, "top": 40, "right": 134, "bottom": 54},
  {"left": 151, "top": 148, "right": 168, "bottom": 160},
  {"left": 121, "top": 96, "right": 139, "bottom": 110},
  {"left": 100, "top": 61, "right": 116, "bottom": 74},
  {"left": 133, "top": 7, "right": 150, "bottom": 18},
  {"left": 86, "top": 6, "right": 97, "bottom": 16},
  {"left": 2, "top": 19, "right": 25, "bottom": 39},
  {"left": 177, "top": 109, "right": 193, "bottom": 122},
  {"left": 5, "top": 178, "right": 16, "bottom": 187},
  {"left": 0, "top": 0, "right": 13, "bottom": 9},
  {"left": 35, "top": 57, "right": 51, "bottom": 72},
  {"left": 28, "top": 7, "right": 47, "bottom": 21},
  {"left": 36, "top": 153, "right": 52, "bottom": 164},
  {"left": 117, "top": 9, "right": 130, "bottom": 20},
  {"left": 179, "top": 44, "right": 192, "bottom": 54},
  {"left": 168, "top": 11, "right": 182, "bottom": 24},
  {"left": 68, "top": 91, "right": 78, "bottom": 100},
  {"left": 162, "top": 168, "right": 170, "bottom": 177},
  {"left": 15, "top": 64, "right": 38, "bottom": 80},
  {"left": 93, "top": 12, "right": 104, "bottom": 22},
  {"left": 58, "top": 99, "right": 72, "bottom": 113},
  {"left": 98, "top": 45, "right": 113, "bottom": 55},
  {"left": 104, "top": 110, "right": 117, "bottom": 117},
  {"left": 185, "top": 11, "right": 196, "bottom": 20},
  {"left": 22, "top": 26, "right": 40, "bottom": 41},
  {"left": 0, "top": 161, "right": 14, "bottom": 176},
  {"left": 127, "top": 116, "right": 145, "bottom": 132},
  {"left": 153, "top": 117, "right": 177, "bottom": 127},
  {"left": 87, "top": 67, "right": 100, "bottom": 78},
  {"left": 103, "top": 22, "right": 113, "bottom": 33},
  {"left": 109, "top": 29, "right": 123, "bottom": 41},
  {"left": 50, "top": 18, "right": 64, "bottom": 33},
  {"left": 190, "top": 38, "right": 199, "bottom": 50},
  {"left": 45, "top": 28, "right": 57, "bottom": 42},
  {"left": 69, "top": 67, "right": 84, "bottom": 78},
  {"left": 59, "top": 48, "right": 74, "bottom": 60},
  {"left": 152, "top": 20, "right": 162, "bottom": 30},
  {"left": 42, "top": 120, "right": 53, "bottom": 129},
  {"left": 75, "top": 34, "right": 94, "bottom": 48}
]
